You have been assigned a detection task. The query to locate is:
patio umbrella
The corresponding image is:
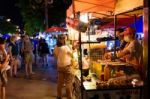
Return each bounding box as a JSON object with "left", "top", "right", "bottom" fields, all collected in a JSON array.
[{"left": 46, "top": 27, "right": 67, "bottom": 33}]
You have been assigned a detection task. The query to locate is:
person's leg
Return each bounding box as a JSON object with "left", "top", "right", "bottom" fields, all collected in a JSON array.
[
  {"left": 1, "top": 86, "right": 5, "bottom": 99},
  {"left": 43, "top": 54, "right": 48, "bottom": 68},
  {"left": 1, "top": 71, "right": 7, "bottom": 99},
  {"left": 25, "top": 63, "right": 29, "bottom": 77},
  {"left": 10, "top": 60, "right": 14, "bottom": 77},
  {"left": 45, "top": 54, "right": 48, "bottom": 67},
  {"left": 24, "top": 55, "right": 29, "bottom": 77},
  {"left": 13, "top": 59, "right": 18, "bottom": 77},
  {"left": 9, "top": 66, "right": 13, "bottom": 77},
  {"left": 65, "top": 73, "right": 74, "bottom": 99},
  {"left": 57, "top": 71, "right": 64, "bottom": 98},
  {"left": 29, "top": 62, "right": 34, "bottom": 74},
  {"left": 29, "top": 54, "right": 34, "bottom": 74}
]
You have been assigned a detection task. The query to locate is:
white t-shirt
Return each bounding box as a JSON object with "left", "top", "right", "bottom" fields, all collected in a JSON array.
[{"left": 54, "top": 45, "right": 72, "bottom": 67}]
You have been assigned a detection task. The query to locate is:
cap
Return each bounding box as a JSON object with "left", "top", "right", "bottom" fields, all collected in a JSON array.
[
  {"left": 123, "top": 27, "right": 136, "bottom": 36},
  {"left": 116, "top": 28, "right": 124, "bottom": 33}
]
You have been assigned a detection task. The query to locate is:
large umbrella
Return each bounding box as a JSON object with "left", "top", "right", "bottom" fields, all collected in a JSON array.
[{"left": 46, "top": 27, "right": 67, "bottom": 33}]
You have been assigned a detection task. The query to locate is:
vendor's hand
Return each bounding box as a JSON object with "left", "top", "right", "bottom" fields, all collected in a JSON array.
[{"left": 104, "top": 52, "right": 112, "bottom": 60}]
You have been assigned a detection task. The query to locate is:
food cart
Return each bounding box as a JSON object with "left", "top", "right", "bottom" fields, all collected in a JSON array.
[{"left": 66, "top": 0, "right": 148, "bottom": 99}]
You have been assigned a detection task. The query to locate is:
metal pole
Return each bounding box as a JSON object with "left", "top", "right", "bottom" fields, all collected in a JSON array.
[
  {"left": 77, "top": 12, "right": 84, "bottom": 99},
  {"left": 113, "top": 15, "right": 117, "bottom": 61},
  {"left": 134, "top": 14, "right": 137, "bottom": 30},
  {"left": 79, "top": 30, "right": 83, "bottom": 99},
  {"left": 45, "top": 0, "right": 48, "bottom": 29},
  {"left": 87, "top": 13, "right": 91, "bottom": 53},
  {"left": 143, "top": 0, "right": 149, "bottom": 99}
]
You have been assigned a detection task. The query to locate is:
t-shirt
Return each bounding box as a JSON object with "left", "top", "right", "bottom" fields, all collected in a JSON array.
[
  {"left": 8, "top": 42, "right": 19, "bottom": 56},
  {"left": 54, "top": 45, "right": 72, "bottom": 67},
  {"left": 22, "top": 41, "right": 33, "bottom": 53},
  {"left": 123, "top": 39, "right": 143, "bottom": 68}
]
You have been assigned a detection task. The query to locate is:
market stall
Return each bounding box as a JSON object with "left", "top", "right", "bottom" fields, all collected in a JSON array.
[{"left": 66, "top": 0, "right": 147, "bottom": 99}]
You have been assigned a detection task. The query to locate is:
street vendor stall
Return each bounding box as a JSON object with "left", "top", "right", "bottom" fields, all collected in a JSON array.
[{"left": 66, "top": 0, "right": 148, "bottom": 99}]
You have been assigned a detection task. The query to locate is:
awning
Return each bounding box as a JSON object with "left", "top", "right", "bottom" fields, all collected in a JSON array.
[{"left": 67, "top": 0, "right": 143, "bottom": 18}]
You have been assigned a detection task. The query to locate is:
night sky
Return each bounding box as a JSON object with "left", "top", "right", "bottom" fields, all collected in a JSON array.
[
  {"left": 0, "top": 0, "right": 23, "bottom": 29},
  {"left": 0, "top": 0, "right": 72, "bottom": 30}
]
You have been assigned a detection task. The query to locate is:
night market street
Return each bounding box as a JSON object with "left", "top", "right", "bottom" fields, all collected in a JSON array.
[{"left": 6, "top": 56, "right": 66, "bottom": 99}]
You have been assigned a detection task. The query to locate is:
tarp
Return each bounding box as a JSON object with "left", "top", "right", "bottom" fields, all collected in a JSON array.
[
  {"left": 66, "top": 0, "right": 143, "bottom": 29},
  {"left": 101, "top": 18, "right": 136, "bottom": 29},
  {"left": 67, "top": 0, "right": 143, "bottom": 18}
]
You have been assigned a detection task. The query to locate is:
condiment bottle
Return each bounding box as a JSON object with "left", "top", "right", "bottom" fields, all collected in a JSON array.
[{"left": 104, "top": 64, "right": 110, "bottom": 81}]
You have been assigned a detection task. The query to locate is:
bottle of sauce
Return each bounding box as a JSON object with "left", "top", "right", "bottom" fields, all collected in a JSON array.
[{"left": 104, "top": 64, "right": 110, "bottom": 81}]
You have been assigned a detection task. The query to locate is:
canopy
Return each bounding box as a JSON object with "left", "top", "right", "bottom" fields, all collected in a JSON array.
[
  {"left": 66, "top": 0, "right": 143, "bottom": 29},
  {"left": 46, "top": 27, "right": 67, "bottom": 33},
  {"left": 67, "top": 0, "right": 143, "bottom": 18}
]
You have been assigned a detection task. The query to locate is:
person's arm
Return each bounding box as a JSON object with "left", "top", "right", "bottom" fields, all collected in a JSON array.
[
  {"left": 66, "top": 46, "right": 73, "bottom": 58},
  {"left": 0, "top": 54, "right": 9, "bottom": 69},
  {"left": 8, "top": 45, "right": 13, "bottom": 60},
  {"left": 116, "top": 42, "right": 132, "bottom": 58},
  {"left": 53, "top": 46, "right": 58, "bottom": 59}
]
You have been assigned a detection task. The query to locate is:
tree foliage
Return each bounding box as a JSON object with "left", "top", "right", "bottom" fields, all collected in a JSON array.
[
  {"left": 16, "top": 0, "right": 72, "bottom": 35},
  {"left": 0, "top": 19, "right": 17, "bottom": 34},
  {"left": 16, "top": 0, "right": 45, "bottom": 35}
]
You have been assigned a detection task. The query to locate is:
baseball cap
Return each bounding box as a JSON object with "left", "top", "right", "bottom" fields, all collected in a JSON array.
[
  {"left": 123, "top": 27, "right": 136, "bottom": 36},
  {"left": 116, "top": 28, "right": 124, "bottom": 33}
]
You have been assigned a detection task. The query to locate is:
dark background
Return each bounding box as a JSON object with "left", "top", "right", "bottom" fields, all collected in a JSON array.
[
  {"left": 0, "top": 0, "right": 72, "bottom": 29},
  {"left": 0, "top": 0, "right": 23, "bottom": 29}
]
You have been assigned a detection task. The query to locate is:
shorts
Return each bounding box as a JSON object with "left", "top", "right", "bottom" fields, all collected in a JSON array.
[
  {"left": 57, "top": 65, "right": 74, "bottom": 85},
  {"left": 0, "top": 71, "right": 7, "bottom": 87},
  {"left": 24, "top": 53, "right": 34, "bottom": 63}
]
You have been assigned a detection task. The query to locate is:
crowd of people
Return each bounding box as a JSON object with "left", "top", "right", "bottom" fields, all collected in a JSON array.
[{"left": 0, "top": 34, "right": 51, "bottom": 99}]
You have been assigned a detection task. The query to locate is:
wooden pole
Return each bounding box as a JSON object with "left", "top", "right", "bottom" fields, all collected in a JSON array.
[{"left": 143, "top": 0, "right": 149, "bottom": 98}]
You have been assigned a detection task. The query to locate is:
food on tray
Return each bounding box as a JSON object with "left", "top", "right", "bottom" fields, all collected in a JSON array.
[{"left": 83, "top": 75, "right": 91, "bottom": 81}]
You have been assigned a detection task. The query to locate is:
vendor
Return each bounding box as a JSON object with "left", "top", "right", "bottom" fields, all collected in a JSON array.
[
  {"left": 116, "top": 27, "right": 143, "bottom": 74},
  {"left": 115, "top": 28, "right": 127, "bottom": 51},
  {"left": 104, "top": 27, "right": 143, "bottom": 75}
]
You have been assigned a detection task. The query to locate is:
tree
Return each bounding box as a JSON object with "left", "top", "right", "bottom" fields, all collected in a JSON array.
[
  {"left": 16, "top": 0, "right": 45, "bottom": 35},
  {"left": 0, "top": 18, "right": 17, "bottom": 34},
  {"left": 16, "top": 0, "right": 72, "bottom": 35}
]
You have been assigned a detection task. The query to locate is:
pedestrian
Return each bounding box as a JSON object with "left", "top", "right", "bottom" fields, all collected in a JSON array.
[
  {"left": 54, "top": 34, "right": 74, "bottom": 99},
  {"left": 38, "top": 39, "right": 49, "bottom": 68},
  {"left": 8, "top": 35, "right": 20, "bottom": 77},
  {"left": 0, "top": 37, "right": 10, "bottom": 99},
  {"left": 21, "top": 35, "right": 35, "bottom": 78}
]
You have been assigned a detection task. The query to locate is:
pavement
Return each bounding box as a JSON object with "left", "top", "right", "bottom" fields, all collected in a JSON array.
[{"left": 5, "top": 56, "right": 67, "bottom": 99}]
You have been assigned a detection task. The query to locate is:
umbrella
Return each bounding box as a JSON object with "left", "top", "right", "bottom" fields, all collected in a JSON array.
[{"left": 46, "top": 27, "right": 67, "bottom": 33}]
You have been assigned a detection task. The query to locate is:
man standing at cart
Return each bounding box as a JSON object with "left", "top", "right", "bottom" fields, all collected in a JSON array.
[
  {"left": 116, "top": 27, "right": 143, "bottom": 76},
  {"left": 104, "top": 27, "right": 143, "bottom": 77}
]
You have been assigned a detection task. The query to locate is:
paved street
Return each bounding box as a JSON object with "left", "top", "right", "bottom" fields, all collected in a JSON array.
[{"left": 6, "top": 56, "right": 67, "bottom": 99}]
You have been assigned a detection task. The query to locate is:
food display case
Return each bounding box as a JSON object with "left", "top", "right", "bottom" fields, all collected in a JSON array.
[{"left": 73, "top": 57, "right": 143, "bottom": 99}]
